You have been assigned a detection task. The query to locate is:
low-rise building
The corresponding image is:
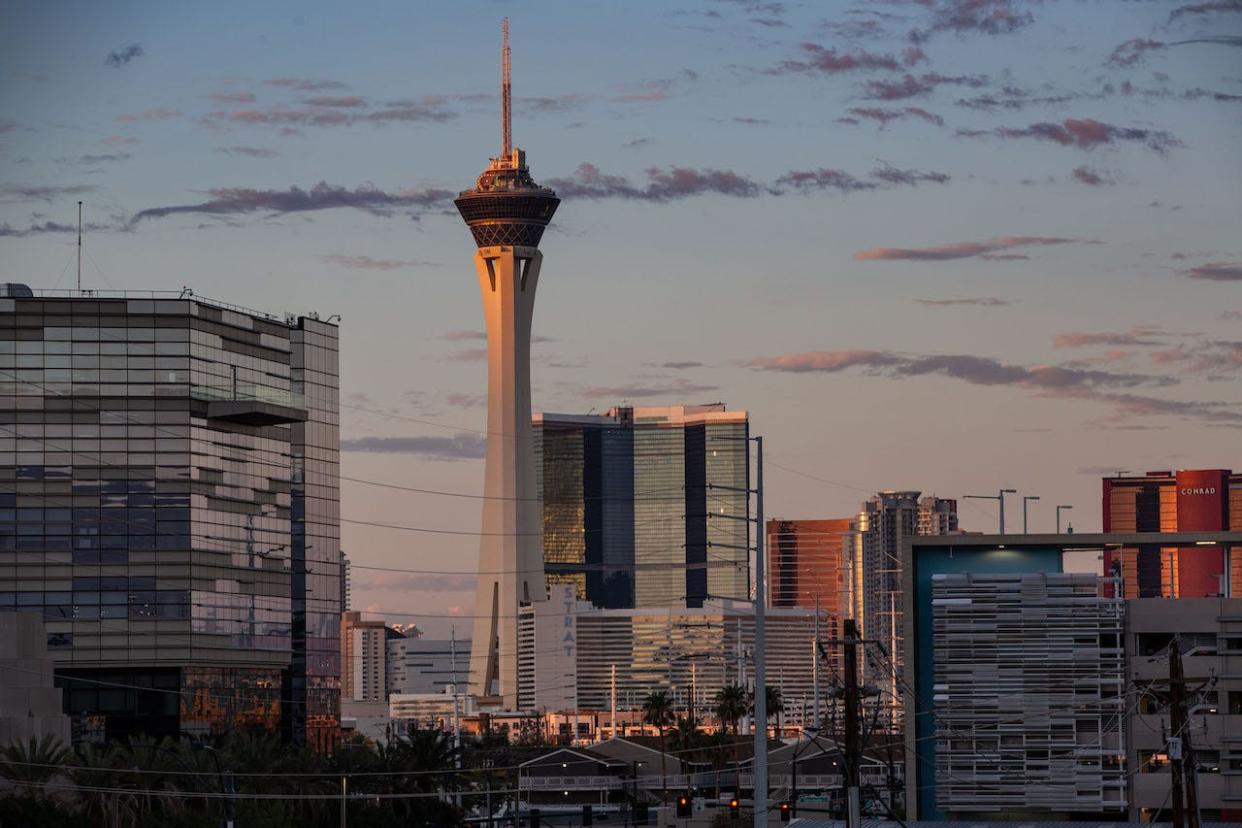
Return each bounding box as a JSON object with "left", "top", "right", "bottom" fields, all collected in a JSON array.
[{"left": 1126, "top": 597, "right": 1242, "bottom": 822}]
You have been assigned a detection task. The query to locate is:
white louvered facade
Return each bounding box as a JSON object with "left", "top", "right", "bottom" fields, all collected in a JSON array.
[{"left": 932, "top": 572, "right": 1126, "bottom": 814}]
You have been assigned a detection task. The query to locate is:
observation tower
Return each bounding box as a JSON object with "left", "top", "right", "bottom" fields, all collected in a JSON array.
[{"left": 455, "top": 19, "right": 559, "bottom": 705}]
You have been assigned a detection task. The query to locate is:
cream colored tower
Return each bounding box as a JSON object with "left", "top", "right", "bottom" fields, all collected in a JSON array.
[{"left": 454, "top": 20, "right": 560, "bottom": 705}]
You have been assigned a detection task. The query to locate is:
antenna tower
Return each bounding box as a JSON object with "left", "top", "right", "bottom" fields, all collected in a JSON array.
[
  {"left": 76, "top": 201, "right": 83, "bottom": 291},
  {"left": 501, "top": 18, "right": 511, "bottom": 157}
]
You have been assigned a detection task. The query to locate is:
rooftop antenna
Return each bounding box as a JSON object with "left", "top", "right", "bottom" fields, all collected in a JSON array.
[
  {"left": 76, "top": 201, "right": 82, "bottom": 291},
  {"left": 501, "top": 17, "right": 511, "bottom": 158}
]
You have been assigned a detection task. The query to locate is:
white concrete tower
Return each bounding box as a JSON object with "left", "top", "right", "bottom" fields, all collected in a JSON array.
[{"left": 454, "top": 19, "right": 559, "bottom": 706}]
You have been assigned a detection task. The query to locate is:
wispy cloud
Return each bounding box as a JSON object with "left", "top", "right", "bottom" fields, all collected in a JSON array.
[
  {"left": 322, "top": 254, "right": 438, "bottom": 270},
  {"left": 105, "top": 44, "right": 143, "bottom": 69},
  {"left": 957, "top": 118, "right": 1181, "bottom": 154},
  {"left": 580, "top": 378, "right": 720, "bottom": 400},
  {"left": 547, "top": 163, "right": 764, "bottom": 201},
  {"left": 770, "top": 43, "right": 923, "bottom": 75},
  {"left": 57, "top": 153, "right": 132, "bottom": 165},
  {"left": 1168, "top": 1, "right": 1242, "bottom": 23},
  {"left": 216, "top": 145, "right": 278, "bottom": 158},
  {"left": 339, "top": 434, "right": 485, "bottom": 460},
  {"left": 115, "top": 108, "right": 182, "bottom": 124},
  {"left": 209, "top": 91, "right": 256, "bottom": 105},
  {"left": 1072, "top": 166, "right": 1117, "bottom": 186},
  {"left": 1150, "top": 340, "right": 1242, "bottom": 376},
  {"left": 0, "top": 184, "right": 96, "bottom": 203},
  {"left": 842, "top": 106, "right": 944, "bottom": 127},
  {"left": 1107, "top": 35, "right": 1242, "bottom": 67},
  {"left": 749, "top": 350, "right": 1169, "bottom": 389},
  {"left": 861, "top": 72, "right": 987, "bottom": 101},
  {"left": 1184, "top": 262, "right": 1242, "bottom": 281},
  {"left": 101, "top": 135, "right": 141, "bottom": 146},
  {"left": 301, "top": 95, "right": 368, "bottom": 108},
  {"left": 445, "top": 392, "right": 486, "bottom": 409},
  {"left": 1053, "top": 328, "right": 1167, "bottom": 348},
  {"left": 908, "top": 0, "right": 1034, "bottom": 43},
  {"left": 266, "top": 77, "right": 348, "bottom": 92},
  {"left": 915, "top": 297, "right": 1011, "bottom": 307},
  {"left": 0, "top": 220, "right": 114, "bottom": 238},
  {"left": 854, "top": 235, "right": 1080, "bottom": 262},
  {"left": 130, "top": 182, "right": 453, "bottom": 223}
]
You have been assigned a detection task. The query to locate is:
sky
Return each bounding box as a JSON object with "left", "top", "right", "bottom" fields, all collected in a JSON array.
[{"left": 2, "top": 0, "right": 1240, "bottom": 636}]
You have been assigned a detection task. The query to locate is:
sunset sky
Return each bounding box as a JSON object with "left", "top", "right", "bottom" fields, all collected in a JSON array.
[{"left": 2, "top": 0, "right": 1239, "bottom": 634}]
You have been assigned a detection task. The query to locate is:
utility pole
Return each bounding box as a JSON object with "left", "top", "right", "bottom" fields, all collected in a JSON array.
[
  {"left": 842, "top": 619, "right": 861, "bottom": 828},
  {"left": 340, "top": 773, "right": 348, "bottom": 828},
  {"left": 752, "top": 435, "right": 767, "bottom": 828},
  {"left": 611, "top": 663, "right": 617, "bottom": 739},
  {"left": 812, "top": 593, "right": 820, "bottom": 733},
  {"left": 1169, "top": 638, "right": 1187, "bottom": 828}
]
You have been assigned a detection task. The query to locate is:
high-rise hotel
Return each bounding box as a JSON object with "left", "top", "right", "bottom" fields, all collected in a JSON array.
[
  {"left": 535, "top": 404, "right": 751, "bottom": 610},
  {"left": 0, "top": 285, "right": 340, "bottom": 748},
  {"left": 1103, "top": 468, "right": 1242, "bottom": 597}
]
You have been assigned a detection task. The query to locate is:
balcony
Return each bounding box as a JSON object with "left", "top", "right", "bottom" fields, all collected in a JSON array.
[{"left": 194, "top": 384, "right": 307, "bottom": 426}]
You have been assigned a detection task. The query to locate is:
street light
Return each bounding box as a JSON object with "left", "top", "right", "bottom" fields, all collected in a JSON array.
[
  {"left": 1022, "top": 496, "right": 1040, "bottom": 534},
  {"left": 1056, "top": 504, "right": 1073, "bottom": 534},
  {"left": 964, "top": 489, "right": 1018, "bottom": 534},
  {"left": 194, "top": 744, "right": 236, "bottom": 828}
]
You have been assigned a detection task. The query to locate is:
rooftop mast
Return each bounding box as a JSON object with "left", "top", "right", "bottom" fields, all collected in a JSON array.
[{"left": 501, "top": 18, "right": 512, "bottom": 158}]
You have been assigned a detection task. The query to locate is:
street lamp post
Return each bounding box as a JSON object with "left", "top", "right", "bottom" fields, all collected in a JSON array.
[
  {"left": 196, "top": 744, "right": 236, "bottom": 828},
  {"left": 1056, "top": 504, "right": 1073, "bottom": 534},
  {"left": 964, "top": 489, "right": 1018, "bottom": 534},
  {"left": 1022, "top": 496, "right": 1040, "bottom": 534}
]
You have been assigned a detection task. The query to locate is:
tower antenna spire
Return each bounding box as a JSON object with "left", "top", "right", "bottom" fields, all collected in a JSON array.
[
  {"left": 501, "top": 17, "right": 511, "bottom": 158},
  {"left": 76, "top": 201, "right": 83, "bottom": 291}
]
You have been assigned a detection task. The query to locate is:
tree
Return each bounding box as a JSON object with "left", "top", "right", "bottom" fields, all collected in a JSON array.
[
  {"left": 0, "top": 733, "right": 74, "bottom": 799},
  {"left": 641, "top": 691, "right": 675, "bottom": 797},
  {"left": 763, "top": 686, "right": 785, "bottom": 739},
  {"left": 713, "top": 685, "right": 749, "bottom": 736}
]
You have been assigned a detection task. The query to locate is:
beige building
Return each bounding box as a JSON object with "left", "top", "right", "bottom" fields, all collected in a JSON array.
[
  {"left": 341, "top": 611, "right": 388, "bottom": 703},
  {"left": 1127, "top": 597, "right": 1242, "bottom": 822}
]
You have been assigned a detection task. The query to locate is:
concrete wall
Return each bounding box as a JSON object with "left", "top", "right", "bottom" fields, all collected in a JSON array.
[{"left": 0, "top": 612, "right": 71, "bottom": 746}]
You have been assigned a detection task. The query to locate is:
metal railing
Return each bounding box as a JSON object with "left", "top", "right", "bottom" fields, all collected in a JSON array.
[{"left": 28, "top": 288, "right": 294, "bottom": 325}]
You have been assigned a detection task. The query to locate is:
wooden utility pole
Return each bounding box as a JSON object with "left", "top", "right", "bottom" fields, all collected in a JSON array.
[
  {"left": 1168, "top": 639, "right": 1188, "bottom": 828},
  {"left": 843, "top": 619, "right": 861, "bottom": 828}
]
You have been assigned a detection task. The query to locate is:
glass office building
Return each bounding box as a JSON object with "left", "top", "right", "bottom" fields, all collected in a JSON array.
[
  {"left": 534, "top": 404, "right": 750, "bottom": 610},
  {"left": 0, "top": 286, "right": 340, "bottom": 749}
]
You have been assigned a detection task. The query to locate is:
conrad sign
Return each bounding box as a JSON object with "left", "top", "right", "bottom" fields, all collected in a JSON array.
[{"left": 1180, "top": 487, "right": 1218, "bottom": 496}]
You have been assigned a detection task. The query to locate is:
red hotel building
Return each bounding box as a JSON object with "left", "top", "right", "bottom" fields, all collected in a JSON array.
[{"left": 1102, "top": 469, "right": 1242, "bottom": 597}]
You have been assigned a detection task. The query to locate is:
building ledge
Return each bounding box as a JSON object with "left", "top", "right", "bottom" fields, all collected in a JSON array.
[{"left": 207, "top": 399, "right": 307, "bottom": 426}]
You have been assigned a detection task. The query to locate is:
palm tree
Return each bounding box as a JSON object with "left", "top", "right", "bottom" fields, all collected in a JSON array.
[
  {"left": 713, "top": 685, "right": 749, "bottom": 736},
  {"left": 641, "top": 691, "right": 675, "bottom": 797},
  {"left": 763, "top": 686, "right": 785, "bottom": 739},
  {"left": 0, "top": 733, "right": 73, "bottom": 800}
]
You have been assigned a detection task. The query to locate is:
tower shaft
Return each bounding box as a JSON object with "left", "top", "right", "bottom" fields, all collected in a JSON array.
[{"left": 468, "top": 245, "right": 546, "bottom": 705}]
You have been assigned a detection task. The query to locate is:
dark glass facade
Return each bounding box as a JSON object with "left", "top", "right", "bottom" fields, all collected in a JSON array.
[
  {"left": 0, "top": 291, "right": 339, "bottom": 747},
  {"left": 535, "top": 405, "right": 749, "bottom": 610}
]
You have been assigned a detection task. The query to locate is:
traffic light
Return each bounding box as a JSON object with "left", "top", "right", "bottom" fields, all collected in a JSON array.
[
  {"left": 676, "top": 793, "right": 692, "bottom": 818},
  {"left": 581, "top": 804, "right": 593, "bottom": 826},
  {"left": 729, "top": 797, "right": 740, "bottom": 819},
  {"left": 780, "top": 801, "right": 792, "bottom": 822}
]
